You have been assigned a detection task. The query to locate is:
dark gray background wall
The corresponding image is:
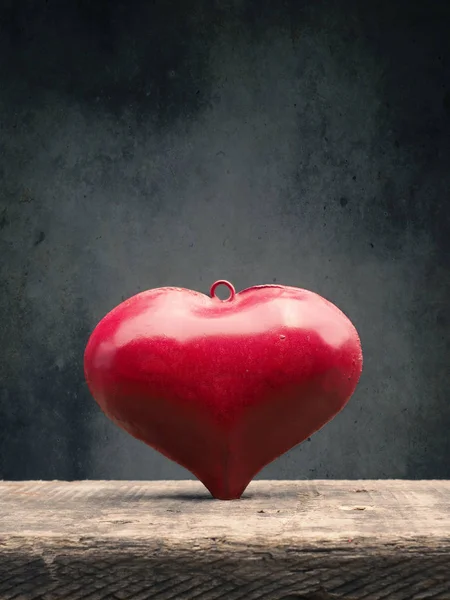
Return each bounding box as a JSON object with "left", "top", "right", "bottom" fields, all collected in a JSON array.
[{"left": 0, "top": 0, "right": 449, "bottom": 482}]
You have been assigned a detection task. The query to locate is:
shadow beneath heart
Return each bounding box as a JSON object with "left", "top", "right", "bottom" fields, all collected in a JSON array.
[{"left": 146, "top": 493, "right": 216, "bottom": 502}]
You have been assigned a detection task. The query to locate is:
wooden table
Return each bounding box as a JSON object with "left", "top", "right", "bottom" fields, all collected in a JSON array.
[{"left": 0, "top": 480, "right": 448, "bottom": 599}]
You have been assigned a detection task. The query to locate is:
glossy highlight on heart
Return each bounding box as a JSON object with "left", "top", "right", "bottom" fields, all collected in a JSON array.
[{"left": 84, "top": 280, "right": 363, "bottom": 500}]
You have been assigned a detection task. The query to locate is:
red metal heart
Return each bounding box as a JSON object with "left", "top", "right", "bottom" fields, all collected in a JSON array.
[{"left": 84, "top": 281, "right": 363, "bottom": 499}]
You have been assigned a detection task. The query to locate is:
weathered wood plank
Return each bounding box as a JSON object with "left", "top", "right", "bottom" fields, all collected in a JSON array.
[{"left": 0, "top": 480, "right": 449, "bottom": 599}]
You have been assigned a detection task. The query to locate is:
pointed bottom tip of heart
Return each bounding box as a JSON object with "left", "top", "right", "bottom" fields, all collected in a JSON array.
[{"left": 202, "top": 480, "right": 250, "bottom": 501}]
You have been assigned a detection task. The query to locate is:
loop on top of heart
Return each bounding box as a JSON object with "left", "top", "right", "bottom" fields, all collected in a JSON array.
[{"left": 210, "top": 280, "right": 236, "bottom": 302}]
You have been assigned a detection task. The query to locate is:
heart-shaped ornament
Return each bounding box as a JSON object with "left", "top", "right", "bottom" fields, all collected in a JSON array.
[{"left": 84, "top": 280, "right": 363, "bottom": 499}]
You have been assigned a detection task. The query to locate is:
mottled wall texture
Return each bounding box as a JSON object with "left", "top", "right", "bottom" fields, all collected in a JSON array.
[{"left": 1, "top": 0, "right": 449, "bottom": 482}]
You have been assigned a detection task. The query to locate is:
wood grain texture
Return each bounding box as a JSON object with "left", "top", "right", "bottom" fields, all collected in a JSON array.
[{"left": 0, "top": 480, "right": 449, "bottom": 599}]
